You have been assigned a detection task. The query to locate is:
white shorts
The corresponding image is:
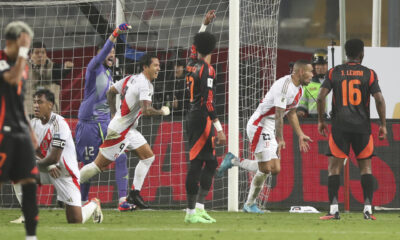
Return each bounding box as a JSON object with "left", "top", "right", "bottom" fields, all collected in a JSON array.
[
  {"left": 246, "top": 123, "right": 278, "bottom": 162},
  {"left": 100, "top": 128, "right": 147, "bottom": 161},
  {"left": 40, "top": 172, "right": 81, "bottom": 207}
]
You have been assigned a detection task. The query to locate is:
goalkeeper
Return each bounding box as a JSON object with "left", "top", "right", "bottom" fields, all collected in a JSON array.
[
  {"left": 75, "top": 23, "right": 131, "bottom": 211},
  {"left": 184, "top": 10, "right": 226, "bottom": 224}
]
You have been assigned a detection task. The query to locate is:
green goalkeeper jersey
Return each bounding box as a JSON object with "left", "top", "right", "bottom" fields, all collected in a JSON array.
[{"left": 297, "top": 76, "right": 325, "bottom": 117}]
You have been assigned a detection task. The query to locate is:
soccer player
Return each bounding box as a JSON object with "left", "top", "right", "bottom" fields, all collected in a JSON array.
[
  {"left": 14, "top": 89, "right": 103, "bottom": 224},
  {"left": 75, "top": 23, "right": 131, "bottom": 211},
  {"left": 184, "top": 10, "right": 226, "bottom": 224},
  {"left": 79, "top": 53, "right": 170, "bottom": 209},
  {"left": 297, "top": 49, "right": 328, "bottom": 118},
  {"left": 218, "top": 60, "right": 313, "bottom": 213},
  {"left": 0, "top": 21, "right": 39, "bottom": 240},
  {"left": 317, "top": 39, "right": 386, "bottom": 220}
]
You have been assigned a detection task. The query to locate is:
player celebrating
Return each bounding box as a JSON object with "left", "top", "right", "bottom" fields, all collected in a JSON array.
[
  {"left": 12, "top": 89, "right": 103, "bottom": 224},
  {"left": 317, "top": 39, "right": 386, "bottom": 220},
  {"left": 218, "top": 60, "right": 313, "bottom": 213},
  {"left": 79, "top": 53, "right": 170, "bottom": 209},
  {"left": 75, "top": 23, "right": 131, "bottom": 211},
  {"left": 184, "top": 10, "right": 226, "bottom": 224},
  {"left": 0, "top": 21, "right": 39, "bottom": 240}
]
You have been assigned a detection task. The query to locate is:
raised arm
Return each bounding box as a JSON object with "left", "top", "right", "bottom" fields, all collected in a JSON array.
[
  {"left": 87, "top": 23, "right": 131, "bottom": 71},
  {"left": 1, "top": 33, "right": 31, "bottom": 85},
  {"left": 190, "top": 10, "right": 216, "bottom": 60}
]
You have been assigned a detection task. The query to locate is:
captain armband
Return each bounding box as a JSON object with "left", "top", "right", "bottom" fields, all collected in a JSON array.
[{"left": 52, "top": 138, "right": 66, "bottom": 149}]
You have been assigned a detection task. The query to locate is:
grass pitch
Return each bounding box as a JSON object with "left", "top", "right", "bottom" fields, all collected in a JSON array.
[{"left": 1, "top": 209, "right": 399, "bottom": 240}]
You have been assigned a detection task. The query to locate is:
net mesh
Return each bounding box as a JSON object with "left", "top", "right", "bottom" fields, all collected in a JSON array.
[{"left": 0, "top": 0, "right": 280, "bottom": 210}]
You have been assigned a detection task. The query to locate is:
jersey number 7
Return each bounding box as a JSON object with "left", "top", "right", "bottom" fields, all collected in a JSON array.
[
  {"left": 186, "top": 76, "right": 194, "bottom": 102},
  {"left": 342, "top": 79, "right": 361, "bottom": 106}
]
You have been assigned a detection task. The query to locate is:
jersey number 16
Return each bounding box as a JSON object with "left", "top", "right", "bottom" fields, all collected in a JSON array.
[{"left": 342, "top": 79, "right": 361, "bottom": 106}]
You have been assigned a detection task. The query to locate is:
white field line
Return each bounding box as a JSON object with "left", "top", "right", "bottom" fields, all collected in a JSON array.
[{"left": 46, "top": 226, "right": 399, "bottom": 235}]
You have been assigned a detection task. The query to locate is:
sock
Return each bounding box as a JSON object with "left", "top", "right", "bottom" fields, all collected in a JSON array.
[
  {"left": 330, "top": 204, "right": 339, "bottom": 215},
  {"left": 197, "top": 160, "right": 217, "bottom": 204},
  {"left": 132, "top": 156, "right": 154, "bottom": 191},
  {"left": 187, "top": 194, "right": 197, "bottom": 210},
  {"left": 197, "top": 188, "right": 209, "bottom": 205},
  {"left": 81, "top": 201, "right": 97, "bottom": 223},
  {"left": 245, "top": 170, "right": 268, "bottom": 205},
  {"left": 119, "top": 197, "right": 127, "bottom": 204},
  {"left": 22, "top": 183, "right": 38, "bottom": 237},
  {"left": 238, "top": 159, "right": 258, "bottom": 173},
  {"left": 186, "top": 158, "right": 203, "bottom": 209},
  {"left": 364, "top": 204, "right": 372, "bottom": 214},
  {"left": 26, "top": 236, "right": 38, "bottom": 240},
  {"left": 196, "top": 202, "right": 204, "bottom": 210},
  {"left": 80, "top": 181, "right": 90, "bottom": 202},
  {"left": 328, "top": 175, "right": 340, "bottom": 205},
  {"left": 361, "top": 174, "right": 374, "bottom": 206},
  {"left": 13, "top": 183, "right": 22, "bottom": 205},
  {"left": 80, "top": 162, "right": 101, "bottom": 183},
  {"left": 186, "top": 208, "right": 196, "bottom": 215},
  {"left": 115, "top": 154, "right": 128, "bottom": 198}
]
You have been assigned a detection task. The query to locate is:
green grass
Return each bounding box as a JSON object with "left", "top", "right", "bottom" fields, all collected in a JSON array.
[{"left": 1, "top": 209, "right": 399, "bottom": 240}]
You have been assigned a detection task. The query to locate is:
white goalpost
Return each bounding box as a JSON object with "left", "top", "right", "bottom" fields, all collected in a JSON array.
[{"left": 0, "top": 0, "right": 281, "bottom": 210}]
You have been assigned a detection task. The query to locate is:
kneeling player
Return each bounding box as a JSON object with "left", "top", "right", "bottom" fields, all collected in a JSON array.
[
  {"left": 13, "top": 89, "right": 103, "bottom": 224},
  {"left": 79, "top": 54, "right": 170, "bottom": 209}
]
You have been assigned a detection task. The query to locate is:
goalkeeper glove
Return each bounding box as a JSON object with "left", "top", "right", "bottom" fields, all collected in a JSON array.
[{"left": 113, "top": 23, "right": 132, "bottom": 37}]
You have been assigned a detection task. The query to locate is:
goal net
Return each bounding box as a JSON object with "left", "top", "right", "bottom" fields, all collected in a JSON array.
[{"left": 0, "top": 0, "right": 280, "bottom": 210}]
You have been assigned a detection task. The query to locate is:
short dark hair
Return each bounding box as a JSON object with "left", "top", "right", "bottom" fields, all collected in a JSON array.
[
  {"left": 175, "top": 59, "right": 186, "bottom": 68},
  {"left": 193, "top": 32, "right": 216, "bottom": 56},
  {"left": 32, "top": 41, "right": 46, "bottom": 50},
  {"left": 293, "top": 59, "right": 311, "bottom": 70},
  {"left": 139, "top": 53, "right": 158, "bottom": 70},
  {"left": 345, "top": 39, "right": 364, "bottom": 59},
  {"left": 33, "top": 89, "right": 55, "bottom": 105}
]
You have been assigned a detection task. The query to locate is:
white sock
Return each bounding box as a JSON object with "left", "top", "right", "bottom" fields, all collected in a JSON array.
[
  {"left": 245, "top": 170, "right": 268, "bottom": 205},
  {"left": 133, "top": 156, "right": 154, "bottom": 191},
  {"left": 238, "top": 159, "right": 258, "bottom": 173},
  {"left": 119, "top": 196, "right": 126, "bottom": 204},
  {"left": 13, "top": 183, "right": 22, "bottom": 205},
  {"left": 186, "top": 208, "right": 195, "bottom": 214},
  {"left": 196, "top": 202, "right": 204, "bottom": 210},
  {"left": 26, "top": 236, "right": 37, "bottom": 240},
  {"left": 364, "top": 204, "right": 372, "bottom": 214},
  {"left": 80, "top": 162, "right": 101, "bottom": 183},
  {"left": 81, "top": 201, "right": 97, "bottom": 223},
  {"left": 330, "top": 204, "right": 339, "bottom": 215}
]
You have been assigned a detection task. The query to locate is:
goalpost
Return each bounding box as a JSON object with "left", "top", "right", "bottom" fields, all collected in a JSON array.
[{"left": 0, "top": 0, "right": 281, "bottom": 210}]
